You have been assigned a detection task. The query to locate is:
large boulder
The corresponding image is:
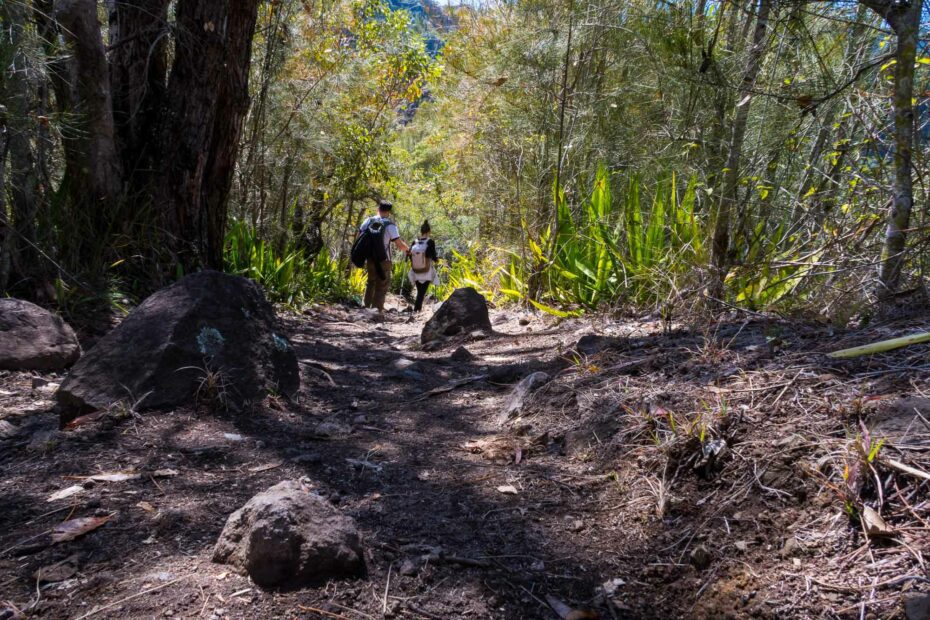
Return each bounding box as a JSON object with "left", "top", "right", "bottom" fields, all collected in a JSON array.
[
  {"left": 0, "top": 299, "right": 81, "bottom": 370},
  {"left": 213, "top": 480, "right": 365, "bottom": 588},
  {"left": 56, "top": 271, "right": 298, "bottom": 417},
  {"left": 421, "top": 287, "right": 492, "bottom": 345}
]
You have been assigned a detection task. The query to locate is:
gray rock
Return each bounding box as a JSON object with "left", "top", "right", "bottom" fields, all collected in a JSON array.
[
  {"left": 906, "top": 593, "right": 930, "bottom": 620},
  {"left": 399, "top": 558, "right": 419, "bottom": 576},
  {"left": 213, "top": 480, "right": 364, "bottom": 588},
  {"left": 56, "top": 271, "right": 298, "bottom": 419},
  {"left": 689, "top": 545, "right": 712, "bottom": 570},
  {"left": 500, "top": 371, "right": 549, "bottom": 423},
  {"left": 314, "top": 421, "right": 351, "bottom": 438},
  {"left": 421, "top": 288, "right": 492, "bottom": 345},
  {"left": 391, "top": 357, "right": 417, "bottom": 371},
  {"left": 492, "top": 313, "right": 510, "bottom": 325},
  {"left": 575, "top": 334, "right": 622, "bottom": 357},
  {"left": 27, "top": 429, "right": 62, "bottom": 453},
  {"left": 0, "top": 420, "right": 19, "bottom": 439},
  {"left": 0, "top": 298, "right": 81, "bottom": 370},
  {"left": 450, "top": 346, "right": 474, "bottom": 363}
]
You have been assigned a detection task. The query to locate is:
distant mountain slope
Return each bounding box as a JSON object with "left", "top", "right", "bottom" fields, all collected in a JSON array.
[{"left": 386, "top": 0, "right": 456, "bottom": 55}]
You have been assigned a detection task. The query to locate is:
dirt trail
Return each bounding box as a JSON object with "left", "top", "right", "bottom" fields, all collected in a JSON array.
[
  {"left": 3, "top": 302, "right": 930, "bottom": 619},
  {"left": 0, "top": 303, "right": 620, "bottom": 619}
]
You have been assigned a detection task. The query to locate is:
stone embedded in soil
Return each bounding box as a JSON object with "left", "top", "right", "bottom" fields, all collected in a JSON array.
[
  {"left": 0, "top": 298, "right": 81, "bottom": 371},
  {"left": 779, "top": 536, "right": 802, "bottom": 558},
  {"left": 0, "top": 420, "right": 20, "bottom": 439},
  {"left": 212, "top": 480, "right": 364, "bottom": 588},
  {"left": 421, "top": 287, "right": 492, "bottom": 345},
  {"left": 450, "top": 346, "right": 474, "bottom": 362},
  {"left": 399, "top": 558, "right": 419, "bottom": 576},
  {"left": 575, "top": 334, "right": 622, "bottom": 357},
  {"left": 314, "top": 420, "right": 351, "bottom": 437},
  {"left": 56, "top": 271, "right": 299, "bottom": 419},
  {"left": 500, "top": 371, "right": 549, "bottom": 423},
  {"left": 906, "top": 593, "right": 930, "bottom": 620},
  {"left": 689, "top": 544, "right": 712, "bottom": 570}
]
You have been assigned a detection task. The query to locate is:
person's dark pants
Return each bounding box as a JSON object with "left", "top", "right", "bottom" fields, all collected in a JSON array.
[
  {"left": 414, "top": 281, "right": 430, "bottom": 312},
  {"left": 364, "top": 259, "right": 392, "bottom": 311}
]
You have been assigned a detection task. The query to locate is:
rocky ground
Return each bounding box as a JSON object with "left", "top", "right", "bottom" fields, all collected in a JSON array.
[{"left": 2, "top": 297, "right": 930, "bottom": 619}]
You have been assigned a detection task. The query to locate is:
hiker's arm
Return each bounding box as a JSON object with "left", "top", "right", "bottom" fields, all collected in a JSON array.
[
  {"left": 427, "top": 239, "right": 439, "bottom": 261},
  {"left": 394, "top": 237, "right": 410, "bottom": 253}
]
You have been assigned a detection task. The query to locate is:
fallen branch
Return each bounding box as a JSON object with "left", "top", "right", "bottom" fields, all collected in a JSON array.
[
  {"left": 299, "top": 361, "right": 337, "bottom": 386},
  {"left": 882, "top": 457, "right": 930, "bottom": 482},
  {"left": 74, "top": 577, "right": 185, "bottom": 620},
  {"left": 412, "top": 374, "right": 488, "bottom": 402},
  {"left": 406, "top": 602, "right": 445, "bottom": 620},
  {"left": 296, "top": 606, "right": 350, "bottom": 620},
  {"left": 828, "top": 332, "right": 930, "bottom": 359},
  {"left": 443, "top": 555, "right": 492, "bottom": 569}
]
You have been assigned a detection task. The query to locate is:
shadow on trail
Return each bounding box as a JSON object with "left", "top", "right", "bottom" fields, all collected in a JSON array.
[{"left": 0, "top": 310, "right": 845, "bottom": 618}]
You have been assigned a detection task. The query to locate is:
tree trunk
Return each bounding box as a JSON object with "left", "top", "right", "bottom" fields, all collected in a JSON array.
[
  {"left": 293, "top": 186, "right": 326, "bottom": 261},
  {"left": 108, "top": 0, "right": 171, "bottom": 193},
  {"left": 159, "top": 0, "right": 260, "bottom": 272},
  {"left": 55, "top": 0, "right": 123, "bottom": 211},
  {"left": 0, "top": 122, "right": 10, "bottom": 294},
  {"left": 1, "top": 0, "right": 42, "bottom": 292},
  {"left": 861, "top": 0, "right": 922, "bottom": 297},
  {"left": 709, "top": 0, "right": 773, "bottom": 300}
]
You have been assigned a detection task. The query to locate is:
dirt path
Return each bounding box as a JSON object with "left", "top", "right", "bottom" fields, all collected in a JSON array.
[
  {"left": 3, "top": 303, "right": 930, "bottom": 619},
  {"left": 0, "top": 304, "right": 620, "bottom": 619}
]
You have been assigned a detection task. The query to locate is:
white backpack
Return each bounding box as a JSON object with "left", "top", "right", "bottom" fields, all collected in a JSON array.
[{"left": 410, "top": 238, "right": 431, "bottom": 273}]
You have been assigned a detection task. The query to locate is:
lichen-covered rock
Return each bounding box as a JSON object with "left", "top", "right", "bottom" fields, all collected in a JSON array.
[
  {"left": 0, "top": 299, "right": 81, "bottom": 370},
  {"left": 213, "top": 480, "right": 364, "bottom": 588},
  {"left": 56, "top": 271, "right": 298, "bottom": 418},
  {"left": 421, "top": 287, "right": 492, "bottom": 345}
]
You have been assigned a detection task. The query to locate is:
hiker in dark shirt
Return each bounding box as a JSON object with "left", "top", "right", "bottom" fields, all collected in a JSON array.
[
  {"left": 406, "top": 220, "right": 439, "bottom": 313},
  {"left": 359, "top": 200, "right": 409, "bottom": 312}
]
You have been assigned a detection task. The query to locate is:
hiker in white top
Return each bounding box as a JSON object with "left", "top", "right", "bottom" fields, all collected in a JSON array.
[
  {"left": 359, "top": 200, "right": 408, "bottom": 312},
  {"left": 407, "top": 220, "right": 440, "bottom": 312}
]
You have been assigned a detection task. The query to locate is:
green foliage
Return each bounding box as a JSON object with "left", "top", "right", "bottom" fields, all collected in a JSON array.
[
  {"left": 513, "top": 167, "right": 706, "bottom": 311},
  {"left": 224, "top": 221, "right": 360, "bottom": 305},
  {"left": 433, "top": 247, "right": 505, "bottom": 303}
]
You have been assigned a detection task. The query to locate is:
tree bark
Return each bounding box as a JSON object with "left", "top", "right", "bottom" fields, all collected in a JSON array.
[
  {"left": 54, "top": 0, "right": 123, "bottom": 255},
  {"left": 0, "top": 117, "right": 10, "bottom": 293},
  {"left": 1, "top": 0, "right": 42, "bottom": 292},
  {"left": 709, "top": 0, "right": 773, "bottom": 300},
  {"left": 108, "top": 0, "right": 171, "bottom": 192},
  {"left": 860, "top": 0, "right": 922, "bottom": 297},
  {"left": 159, "top": 0, "right": 260, "bottom": 271}
]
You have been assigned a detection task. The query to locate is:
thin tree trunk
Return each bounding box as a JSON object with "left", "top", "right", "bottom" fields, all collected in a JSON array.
[
  {"left": 709, "top": 0, "right": 773, "bottom": 299},
  {"left": 54, "top": 0, "right": 123, "bottom": 260},
  {"left": 860, "top": 0, "right": 922, "bottom": 297},
  {"left": 0, "top": 127, "right": 11, "bottom": 293},
  {"left": 2, "top": 0, "right": 41, "bottom": 292}
]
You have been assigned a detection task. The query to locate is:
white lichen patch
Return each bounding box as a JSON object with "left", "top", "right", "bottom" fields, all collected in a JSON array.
[
  {"left": 272, "top": 333, "right": 291, "bottom": 352},
  {"left": 197, "top": 326, "right": 225, "bottom": 356}
]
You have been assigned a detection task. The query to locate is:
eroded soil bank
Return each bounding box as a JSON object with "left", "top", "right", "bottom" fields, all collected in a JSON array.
[{"left": 2, "top": 303, "right": 929, "bottom": 619}]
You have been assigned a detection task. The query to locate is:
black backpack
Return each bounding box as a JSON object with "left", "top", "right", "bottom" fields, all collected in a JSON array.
[{"left": 350, "top": 218, "right": 389, "bottom": 269}]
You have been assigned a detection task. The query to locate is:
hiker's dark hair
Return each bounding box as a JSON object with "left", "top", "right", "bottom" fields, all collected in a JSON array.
[
  {"left": 378, "top": 199, "right": 393, "bottom": 212},
  {"left": 420, "top": 219, "right": 431, "bottom": 235}
]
